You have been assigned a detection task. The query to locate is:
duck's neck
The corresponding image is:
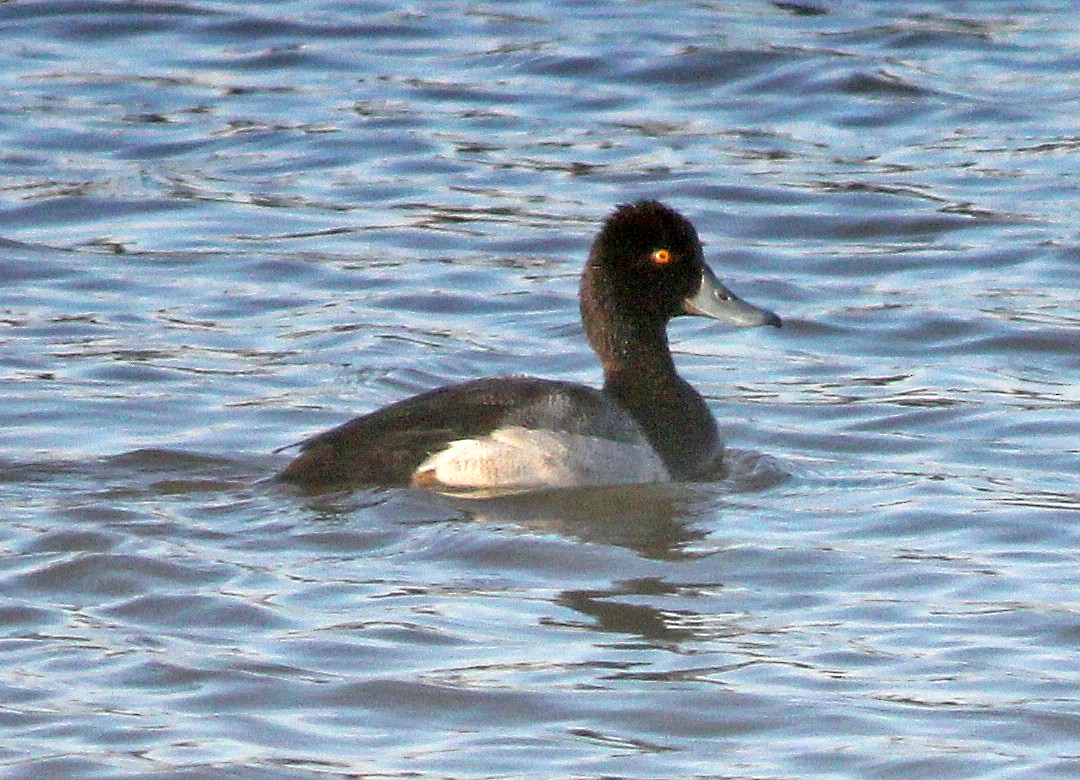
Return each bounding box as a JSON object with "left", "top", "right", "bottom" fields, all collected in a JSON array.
[
  {"left": 592, "top": 319, "right": 678, "bottom": 380},
  {"left": 584, "top": 308, "right": 721, "bottom": 480},
  {"left": 581, "top": 268, "right": 677, "bottom": 378},
  {"left": 594, "top": 317, "right": 688, "bottom": 417}
]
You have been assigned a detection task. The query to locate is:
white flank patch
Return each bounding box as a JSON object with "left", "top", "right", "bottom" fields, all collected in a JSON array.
[{"left": 413, "top": 426, "right": 670, "bottom": 495}]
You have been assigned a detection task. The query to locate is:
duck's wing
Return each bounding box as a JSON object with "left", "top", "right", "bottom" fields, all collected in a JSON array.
[{"left": 277, "top": 376, "right": 641, "bottom": 490}]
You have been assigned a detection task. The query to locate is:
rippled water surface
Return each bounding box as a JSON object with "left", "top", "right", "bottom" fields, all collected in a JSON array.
[{"left": 2, "top": 1, "right": 1078, "bottom": 778}]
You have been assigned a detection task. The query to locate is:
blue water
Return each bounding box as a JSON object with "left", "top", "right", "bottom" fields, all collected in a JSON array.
[{"left": 2, "top": 1, "right": 1078, "bottom": 778}]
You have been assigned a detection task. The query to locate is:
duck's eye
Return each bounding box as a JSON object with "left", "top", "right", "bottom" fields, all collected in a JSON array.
[{"left": 651, "top": 248, "right": 672, "bottom": 265}]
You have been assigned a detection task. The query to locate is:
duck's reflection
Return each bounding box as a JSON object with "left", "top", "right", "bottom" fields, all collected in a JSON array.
[
  {"left": 442, "top": 482, "right": 709, "bottom": 559},
  {"left": 556, "top": 577, "right": 701, "bottom": 644}
]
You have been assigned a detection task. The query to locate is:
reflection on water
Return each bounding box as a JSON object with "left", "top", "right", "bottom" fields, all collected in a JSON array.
[
  {"left": 450, "top": 484, "right": 706, "bottom": 558},
  {"left": 2, "top": 1, "right": 1079, "bottom": 778}
]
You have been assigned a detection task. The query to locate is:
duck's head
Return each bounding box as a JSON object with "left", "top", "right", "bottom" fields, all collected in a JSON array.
[{"left": 581, "top": 201, "right": 781, "bottom": 362}]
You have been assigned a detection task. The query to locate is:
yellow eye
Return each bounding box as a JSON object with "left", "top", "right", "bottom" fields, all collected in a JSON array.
[{"left": 651, "top": 248, "right": 672, "bottom": 265}]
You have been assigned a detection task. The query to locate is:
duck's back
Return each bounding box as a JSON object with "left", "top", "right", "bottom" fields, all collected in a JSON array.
[{"left": 278, "top": 376, "right": 669, "bottom": 494}]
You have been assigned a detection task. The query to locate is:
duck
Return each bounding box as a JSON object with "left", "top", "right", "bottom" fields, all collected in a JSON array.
[{"left": 278, "top": 200, "right": 781, "bottom": 496}]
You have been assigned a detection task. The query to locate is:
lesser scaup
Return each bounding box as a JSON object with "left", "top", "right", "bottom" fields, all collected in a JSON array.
[{"left": 279, "top": 200, "right": 780, "bottom": 495}]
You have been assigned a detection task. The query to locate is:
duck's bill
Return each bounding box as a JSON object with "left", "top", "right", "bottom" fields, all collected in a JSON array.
[{"left": 683, "top": 265, "right": 782, "bottom": 328}]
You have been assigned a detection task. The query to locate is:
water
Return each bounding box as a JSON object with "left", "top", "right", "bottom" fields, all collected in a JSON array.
[{"left": 2, "top": 1, "right": 1078, "bottom": 778}]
